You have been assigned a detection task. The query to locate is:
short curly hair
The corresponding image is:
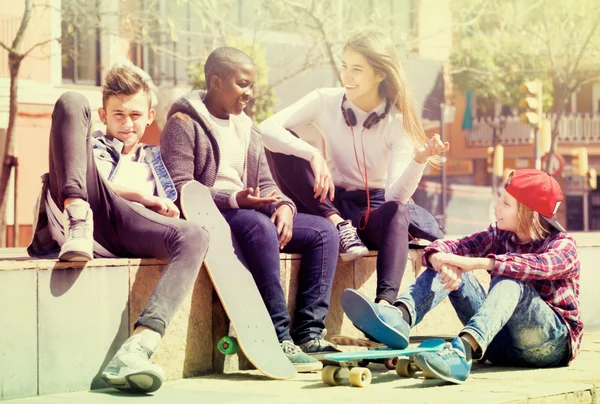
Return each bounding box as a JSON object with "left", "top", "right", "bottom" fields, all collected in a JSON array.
[{"left": 204, "top": 47, "right": 254, "bottom": 90}]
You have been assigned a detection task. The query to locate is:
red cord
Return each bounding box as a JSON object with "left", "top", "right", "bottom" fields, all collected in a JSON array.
[{"left": 350, "top": 126, "right": 371, "bottom": 230}]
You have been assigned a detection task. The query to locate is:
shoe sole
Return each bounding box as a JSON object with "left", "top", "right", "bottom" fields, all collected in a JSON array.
[
  {"left": 340, "top": 248, "right": 369, "bottom": 262},
  {"left": 341, "top": 289, "right": 408, "bottom": 350},
  {"left": 413, "top": 355, "right": 466, "bottom": 384},
  {"left": 293, "top": 361, "right": 323, "bottom": 373},
  {"left": 59, "top": 251, "right": 93, "bottom": 262},
  {"left": 101, "top": 370, "right": 163, "bottom": 393}
]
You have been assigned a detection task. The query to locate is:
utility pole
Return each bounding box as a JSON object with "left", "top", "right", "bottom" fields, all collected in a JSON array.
[{"left": 440, "top": 102, "right": 447, "bottom": 230}]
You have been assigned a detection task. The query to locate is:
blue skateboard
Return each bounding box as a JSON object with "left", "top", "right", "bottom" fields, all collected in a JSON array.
[{"left": 321, "top": 339, "right": 446, "bottom": 387}]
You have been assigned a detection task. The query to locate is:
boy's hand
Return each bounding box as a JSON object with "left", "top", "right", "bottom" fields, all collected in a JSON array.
[
  {"left": 236, "top": 187, "right": 281, "bottom": 210},
  {"left": 147, "top": 196, "right": 180, "bottom": 218},
  {"left": 414, "top": 134, "right": 449, "bottom": 164},
  {"left": 271, "top": 204, "right": 294, "bottom": 250},
  {"left": 439, "top": 263, "right": 462, "bottom": 291},
  {"left": 310, "top": 151, "right": 335, "bottom": 203}
]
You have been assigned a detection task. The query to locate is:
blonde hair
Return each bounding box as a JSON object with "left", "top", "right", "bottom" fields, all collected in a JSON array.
[
  {"left": 516, "top": 201, "right": 552, "bottom": 241},
  {"left": 344, "top": 30, "right": 437, "bottom": 163}
]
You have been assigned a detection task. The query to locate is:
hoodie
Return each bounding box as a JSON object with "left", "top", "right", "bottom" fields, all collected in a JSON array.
[{"left": 161, "top": 90, "right": 295, "bottom": 217}]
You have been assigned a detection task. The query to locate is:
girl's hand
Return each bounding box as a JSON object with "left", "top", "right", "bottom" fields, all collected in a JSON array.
[{"left": 414, "top": 134, "right": 449, "bottom": 164}]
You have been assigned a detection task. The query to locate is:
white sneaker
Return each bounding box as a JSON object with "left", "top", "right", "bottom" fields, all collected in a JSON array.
[
  {"left": 101, "top": 329, "right": 165, "bottom": 393},
  {"left": 337, "top": 220, "right": 369, "bottom": 261},
  {"left": 58, "top": 199, "right": 93, "bottom": 262}
]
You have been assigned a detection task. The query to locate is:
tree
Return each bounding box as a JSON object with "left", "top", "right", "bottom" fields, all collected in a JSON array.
[
  {"left": 0, "top": 0, "right": 58, "bottom": 247},
  {"left": 450, "top": 0, "right": 600, "bottom": 173}
]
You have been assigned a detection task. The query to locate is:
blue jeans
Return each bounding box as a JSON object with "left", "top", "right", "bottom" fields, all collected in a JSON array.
[
  {"left": 221, "top": 209, "right": 338, "bottom": 344},
  {"left": 395, "top": 269, "right": 571, "bottom": 367}
]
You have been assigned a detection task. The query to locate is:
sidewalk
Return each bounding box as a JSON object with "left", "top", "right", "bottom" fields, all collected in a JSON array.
[{"left": 8, "top": 331, "right": 600, "bottom": 404}]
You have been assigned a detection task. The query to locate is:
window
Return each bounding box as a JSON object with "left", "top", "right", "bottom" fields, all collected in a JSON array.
[
  {"left": 130, "top": 0, "right": 194, "bottom": 86},
  {"left": 61, "top": 0, "right": 102, "bottom": 85}
]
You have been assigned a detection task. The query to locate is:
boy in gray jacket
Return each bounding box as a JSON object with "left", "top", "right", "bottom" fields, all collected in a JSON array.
[{"left": 161, "top": 47, "right": 340, "bottom": 372}]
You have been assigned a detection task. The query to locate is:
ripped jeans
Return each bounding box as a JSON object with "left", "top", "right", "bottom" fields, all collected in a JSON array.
[{"left": 396, "top": 269, "right": 571, "bottom": 367}]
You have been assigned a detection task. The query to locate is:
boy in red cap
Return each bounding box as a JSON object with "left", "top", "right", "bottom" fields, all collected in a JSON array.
[{"left": 342, "top": 169, "right": 581, "bottom": 384}]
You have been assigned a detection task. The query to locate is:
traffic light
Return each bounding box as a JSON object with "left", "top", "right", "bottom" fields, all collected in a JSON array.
[
  {"left": 539, "top": 118, "right": 552, "bottom": 154},
  {"left": 588, "top": 168, "right": 597, "bottom": 190},
  {"left": 493, "top": 144, "right": 504, "bottom": 177},
  {"left": 571, "top": 148, "right": 588, "bottom": 176},
  {"left": 519, "top": 80, "right": 543, "bottom": 128}
]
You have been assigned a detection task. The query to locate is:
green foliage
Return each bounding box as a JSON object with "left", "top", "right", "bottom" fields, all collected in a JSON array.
[
  {"left": 450, "top": 0, "right": 600, "bottom": 115},
  {"left": 188, "top": 39, "right": 277, "bottom": 123}
]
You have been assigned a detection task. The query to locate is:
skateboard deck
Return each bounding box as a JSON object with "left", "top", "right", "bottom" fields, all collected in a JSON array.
[
  {"left": 330, "top": 336, "right": 385, "bottom": 349},
  {"left": 331, "top": 335, "right": 454, "bottom": 348},
  {"left": 180, "top": 181, "right": 296, "bottom": 380},
  {"left": 321, "top": 339, "right": 446, "bottom": 387},
  {"left": 324, "top": 338, "right": 445, "bottom": 362}
]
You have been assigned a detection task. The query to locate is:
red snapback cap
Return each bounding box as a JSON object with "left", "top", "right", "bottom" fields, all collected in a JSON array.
[{"left": 505, "top": 169, "right": 565, "bottom": 232}]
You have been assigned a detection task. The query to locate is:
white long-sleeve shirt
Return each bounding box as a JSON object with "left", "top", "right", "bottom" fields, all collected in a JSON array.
[{"left": 258, "top": 88, "right": 426, "bottom": 203}]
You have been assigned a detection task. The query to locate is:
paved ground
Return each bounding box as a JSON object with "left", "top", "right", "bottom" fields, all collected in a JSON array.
[{"left": 8, "top": 331, "right": 600, "bottom": 404}]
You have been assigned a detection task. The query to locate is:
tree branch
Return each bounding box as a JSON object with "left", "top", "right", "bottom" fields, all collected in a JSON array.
[
  {"left": 11, "top": 0, "right": 33, "bottom": 52},
  {"left": 22, "top": 37, "right": 60, "bottom": 58},
  {"left": 0, "top": 41, "right": 12, "bottom": 53},
  {"left": 565, "top": 17, "right": 600, "bottom": 80}
]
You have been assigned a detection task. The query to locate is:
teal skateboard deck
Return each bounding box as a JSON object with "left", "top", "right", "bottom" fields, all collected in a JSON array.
[
  {"left": 180, "top": 181, "right": 296, "bottom": 380},
  {"left": 321, "top": 339, "right": 446, "bottom": 387},
  {"left": 324, "top": 338, "right": 445, "bottom": 362}
]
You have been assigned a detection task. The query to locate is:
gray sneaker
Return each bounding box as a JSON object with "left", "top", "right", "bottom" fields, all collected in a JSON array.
[
  {"left": 281, "top": 340, "right": 323, "bottom": 373},
  {"left": 101, "top": 329, "right": 164, "bottom": 393},
  {"left": 59, "top": 199, "right": 93, "bottom": 262},
  {"left": 298, "top": 337, "right": 341, "bottom": 360},
  {"left": 337, "top": 220, "right": 369, "bottom": 261}
]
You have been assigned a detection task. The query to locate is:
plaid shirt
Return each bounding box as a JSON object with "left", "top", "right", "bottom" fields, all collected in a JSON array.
[{"left": 422, "top": 223, "right": 582, "bottom": 360}]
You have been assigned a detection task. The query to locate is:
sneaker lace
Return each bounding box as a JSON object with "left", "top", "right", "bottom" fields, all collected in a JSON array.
[
  {"left": 339, "top": 226, "right": 361, "bottom": 249},
  {"left": 281, "top": 340, "right": 301, "bottom": 355},
  {"left": 438, "top": 342, "right": 465, "bottom": 359},
  {"left": 68, "top": 218, "right": 89, "bottom": 240},
  {"left": 310, "top": 337, "right": 335, "bottom": 350},
  {"left": 136, "top": 343, "right": 154, "bottom": 359}
]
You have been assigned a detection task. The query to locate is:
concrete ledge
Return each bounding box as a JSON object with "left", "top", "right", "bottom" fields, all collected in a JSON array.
[{"left": 1, "top": 230, "right": 599, "bottom": 400}]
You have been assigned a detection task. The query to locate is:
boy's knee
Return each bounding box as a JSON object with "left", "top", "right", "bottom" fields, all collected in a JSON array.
[
  {"left": 55, "top": 92, "right": 91, "bottom": 116},
  {"left": 248, "top": 212, "right": 278, "bottom": 236},
  {"left": 178, "top": 221, "right": 210, "bottom": 249}
]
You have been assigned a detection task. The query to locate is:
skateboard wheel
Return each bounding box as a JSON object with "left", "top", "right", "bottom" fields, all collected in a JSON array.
[
  {"left": 217, "top": 336, "right": 239, "bottom": 355},
  {"left": 357, "top": 359, "right": 370, "bottom": 367},
  {"left": 321, "top": 366, "right": 345, "bottom": 386},
  {"left": 396, "top": 358, "right": 417, "bottom": 377},
  {"left": 349, "top": 367, "right": 371, "bottom": 388},
  {"left": 384, "top": 357, "right": 398, "bottom": 370}
]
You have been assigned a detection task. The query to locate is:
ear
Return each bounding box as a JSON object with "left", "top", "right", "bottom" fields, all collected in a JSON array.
[
  {"left": 98, "top": 107, "right": 107, "bottom": 124},
  {"left": 146, "top": 109, "right": 156, "bottom": 126},
  {"left": 210, "top": 74, "right": 221, "bottom": 91},
  {"left": 376, "top": 72, "right": 386, "bottom": 83}
]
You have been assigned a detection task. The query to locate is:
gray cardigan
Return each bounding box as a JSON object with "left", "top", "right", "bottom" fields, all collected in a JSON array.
[{"left": 160, "top": 90, "right": 295, "bottom": 217}]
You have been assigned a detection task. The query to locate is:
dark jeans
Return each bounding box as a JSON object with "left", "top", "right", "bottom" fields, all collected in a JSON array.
[
  {"left": 221, "top": 209, "right": 338, "bottom": 344},
  {"left": 268, "top": 152, "right": 410, "bottom": 304},
  {"left": 49, "top": 92, "right": 209, "bottom": 336}
]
